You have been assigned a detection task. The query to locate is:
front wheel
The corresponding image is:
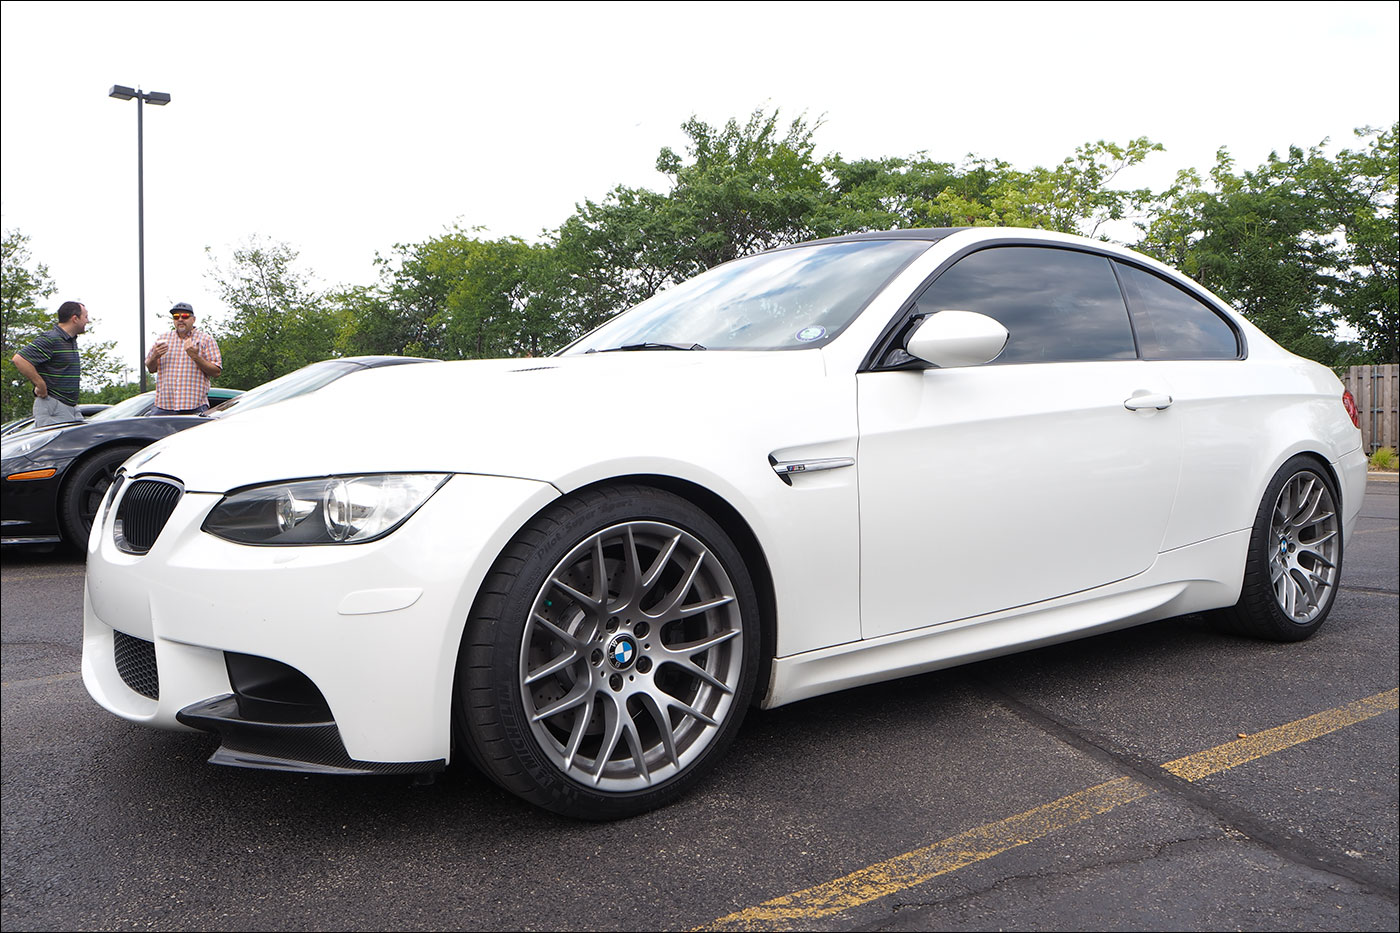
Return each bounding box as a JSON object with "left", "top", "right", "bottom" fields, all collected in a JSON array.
[
  {"left": 456, "top": 485, "right": 760, "bottom": 819},
  {"left": 59, "top": 444, "right": 142, "bottom": 551},
  {"left": 1212, "top": 455, "right": 1343, "bottom": 641}
]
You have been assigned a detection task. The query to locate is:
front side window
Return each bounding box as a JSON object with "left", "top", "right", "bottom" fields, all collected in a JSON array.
[
  {"left": 1115, "top": 263, "right": 1241, "bottom": 360},
  {"left": 563, "top": 239, "right": 930, "bottom": 353},
  {"left": 913, "top": 247, "right": 1137, "bottom": 364}
]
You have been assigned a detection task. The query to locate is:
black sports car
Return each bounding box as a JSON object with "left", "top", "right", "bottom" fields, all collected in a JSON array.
[
  {"left": 1, "top": 356, "right": 435, "bottom": 548},
  {"left": 2, "top": 403, "right": 114, "bottom": 437}
]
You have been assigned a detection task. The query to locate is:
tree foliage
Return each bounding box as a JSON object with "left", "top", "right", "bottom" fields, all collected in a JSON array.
[
  {"left": 204, "top": 237, "right": 336, "bottom": 388},
  {"left": 2, "top": 229, "right": 128, "bottom": 419},
  {"left": 12, "top": 110, "right": 1397, "bottom": 402},
  {"left": 1, "top": 230, "right": 56, "bottom": 420},
  {"left": 1315, "top": 125, "right": 1397, "bottom": 363},
  {"left": 1137, "top": 123, "right": 1397, "bottom": 365}
]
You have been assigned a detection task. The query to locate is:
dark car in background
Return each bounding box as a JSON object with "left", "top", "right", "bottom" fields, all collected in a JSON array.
[
  {"left": 1, "top": 357, "right": 435, "bottom": 549},
  {"left": 1, "top": 403, "right": 115, "bottom": 437}
]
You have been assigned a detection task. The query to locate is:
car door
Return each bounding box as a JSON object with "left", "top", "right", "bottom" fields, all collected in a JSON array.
[
  {"left": 1112, "top": 260, "right": 1257, "bottom": 551},
  {"left": 856, "top": 245, "right": 1183, "bottom": 639}
]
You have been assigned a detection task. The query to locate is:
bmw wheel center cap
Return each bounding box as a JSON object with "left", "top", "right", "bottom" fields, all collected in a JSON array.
[{"left": 607, "top": 634, "right": 637, "bottom": 671}]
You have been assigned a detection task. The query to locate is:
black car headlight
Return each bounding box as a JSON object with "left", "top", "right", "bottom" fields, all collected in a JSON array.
[
  {"left": 202, "top": 473, "right": 449, "bottom": 545},
  {"left": 1, "top": 428, "right": 62, "bottom": 461}
]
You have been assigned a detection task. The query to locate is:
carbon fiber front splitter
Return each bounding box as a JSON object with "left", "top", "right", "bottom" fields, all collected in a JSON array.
[{"left": 176, "top": 694, "right": 444, "bottom": 776}]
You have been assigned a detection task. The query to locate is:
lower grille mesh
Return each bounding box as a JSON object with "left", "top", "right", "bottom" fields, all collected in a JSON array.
[{"left": 114, "top": 630, "right": 159, "bottom": 699}]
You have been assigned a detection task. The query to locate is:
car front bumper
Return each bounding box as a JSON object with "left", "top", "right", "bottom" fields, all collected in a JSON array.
[
  {"left": 1, "top": 454, "right": 66, "bottom": 543},
  {"left": 82, "top": 470, "right": 559, "bottom": 769}
]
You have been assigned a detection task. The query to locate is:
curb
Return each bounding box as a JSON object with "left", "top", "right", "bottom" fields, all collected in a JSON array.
[{"left": 1367, "top": 472, "right": 1398, "bottom": 483}]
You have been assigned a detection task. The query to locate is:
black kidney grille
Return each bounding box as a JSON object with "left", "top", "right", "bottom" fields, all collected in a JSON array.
[
  {"left": 115, "top": 479, "right": 183, "bottom": 553},
  {"left": 113, "top": 630, "right": 159, "bottom": 699}
]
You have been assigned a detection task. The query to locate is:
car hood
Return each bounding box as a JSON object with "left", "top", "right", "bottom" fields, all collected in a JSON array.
[
  {"left": 127, "top": 352, "right": 850, "bottom": 493},
  {"left": 2, "top": 415, "right": 206, "bottom": 465}
]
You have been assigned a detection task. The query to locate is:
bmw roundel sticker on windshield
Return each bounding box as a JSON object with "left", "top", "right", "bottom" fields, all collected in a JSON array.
[{"left": 796, "top": 325, "right": 826, "bottom": 341}]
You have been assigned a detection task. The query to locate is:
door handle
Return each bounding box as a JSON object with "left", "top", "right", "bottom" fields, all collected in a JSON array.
[{"left": 1124, "top": 393, "right": 1173, "bottom": 411}]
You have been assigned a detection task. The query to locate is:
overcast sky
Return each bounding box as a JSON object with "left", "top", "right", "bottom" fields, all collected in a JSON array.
[{"left": 2, "top": 0, "right": 1397, "bottom": 378}]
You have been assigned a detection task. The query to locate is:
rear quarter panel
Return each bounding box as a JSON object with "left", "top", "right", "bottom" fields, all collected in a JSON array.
[{"left": 1159, "top": 348, "right": 1362, "bottom": 552}]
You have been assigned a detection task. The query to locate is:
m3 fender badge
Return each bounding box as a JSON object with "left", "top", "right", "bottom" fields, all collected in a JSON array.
[{"left": 770, "top": 457, "right": 855, "bottom": 476}]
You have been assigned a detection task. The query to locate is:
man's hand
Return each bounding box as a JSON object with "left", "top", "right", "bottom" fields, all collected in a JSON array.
[
  {"left": 11, "top": 353, "right": 48, "bottom": 397},
  {"left": 183, "top": 337, "right": 200, "bottom": 360},
  {"left": 147, "top": 341, "right": 169, "bottom": 373}
]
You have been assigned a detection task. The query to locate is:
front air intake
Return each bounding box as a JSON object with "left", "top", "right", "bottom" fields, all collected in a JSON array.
[
  {"left": 114, "top": 630, "right": 159, "bottom": 699},
  {"left": 114, "top": 478, "right": 184, "bottom": 554}
]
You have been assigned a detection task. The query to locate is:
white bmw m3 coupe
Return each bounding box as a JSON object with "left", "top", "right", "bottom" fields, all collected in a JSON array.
[{"left": 81, "top": 227, "right": 1368, "bottom": 819}]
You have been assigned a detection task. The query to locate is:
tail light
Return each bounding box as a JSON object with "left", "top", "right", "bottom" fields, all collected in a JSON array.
[{"left": 1342, "top": 389, "right": 1360, "bottom": 429}]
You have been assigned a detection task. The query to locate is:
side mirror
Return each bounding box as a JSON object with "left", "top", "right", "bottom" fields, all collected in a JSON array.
[{"left": 905, "top": 310, "right": 1009, "bottom": 368}]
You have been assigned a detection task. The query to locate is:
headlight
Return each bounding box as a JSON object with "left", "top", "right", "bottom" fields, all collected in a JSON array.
[
  {"left": 1, "top": 428, "right": 63, "bottom": 461},
  {"left": 202, "top": 473, "right": 449, "bottom": 545}
]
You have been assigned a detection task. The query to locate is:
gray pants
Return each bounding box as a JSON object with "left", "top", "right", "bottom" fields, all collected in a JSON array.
[{"left": 33, "top": 396, "right": 84, "bottom": 428}]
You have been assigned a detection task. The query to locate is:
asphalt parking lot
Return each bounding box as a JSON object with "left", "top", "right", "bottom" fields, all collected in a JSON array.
[{"left": 2, "top": 478, "right": 1396, "bottom": 932}]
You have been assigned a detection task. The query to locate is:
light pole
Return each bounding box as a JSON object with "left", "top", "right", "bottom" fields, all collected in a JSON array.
[{"left": 108, "top": 85, "right": 171, "bottom": 392}]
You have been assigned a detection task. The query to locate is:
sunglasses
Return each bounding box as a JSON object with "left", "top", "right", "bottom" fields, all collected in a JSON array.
[{"left": 172, "top": 312, "right": 193, "bottom": 320}]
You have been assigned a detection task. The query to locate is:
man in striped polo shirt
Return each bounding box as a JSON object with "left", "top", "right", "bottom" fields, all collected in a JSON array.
[
  {"left": 11, "top": 300, "right": 89, "bottom": 428},
  {"left": 145, "top": 302, "right": 222, "bottom": 415}
]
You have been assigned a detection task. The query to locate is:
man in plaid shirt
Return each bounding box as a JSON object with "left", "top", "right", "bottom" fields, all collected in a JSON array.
[{"left": 145, "top": 302, "right": 223, "bottom": 415}]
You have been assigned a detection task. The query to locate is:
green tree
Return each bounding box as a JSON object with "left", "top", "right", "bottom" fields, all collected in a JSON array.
[
  {"left": 84, "top": 380, "right": 143, "bottom": 405},
  {"left": 928, "top": 138, "right": 1163, "bottom": 236},
  {"left": 205, "top": 236, "right": 336, "bottom": 388},
  {"left": 334, "top": 228, "right": 566, "bottom": 361},
  {"left": 550, "top": 187, "right": 682, "bottom": 338},
  {"left": 436, "top": 234, "right": 557, "bottom": 359},
  {"left": 1, "top": 229, "right": 57, "bottom": 421},
  {"left": 283, "top": 111, "right": 1400, "bottom": 370},
  {"left": 1307, "top": 124, "right": 1398, "bottom": 363},
  {"left": 2, "top": 230, "right": 129, "bottom": 419},
  {"left": 824, "top": 153, "right": 964, "bottom": 229},
  {"left": 656, "top": 109, "right": 847, "bottom": 273},
  {"left": 1133, "top": 136, "right": 1391, "bottom": 365},
  {"left": 547, "top": 108, "right": 870, "bottom": 339}
]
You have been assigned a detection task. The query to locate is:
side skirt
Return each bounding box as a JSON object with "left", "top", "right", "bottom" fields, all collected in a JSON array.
[{"left": 762, "top": 529, "right": 1249, "bottom": 709}]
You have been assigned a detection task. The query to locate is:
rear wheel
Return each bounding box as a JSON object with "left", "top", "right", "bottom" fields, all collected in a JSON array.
[
  {"left": 1212, "top": 455, "right": 1342, "bottom": 641},
  {"left": 456, "top": 484, "right": 759, "bottom": 819},
  {"left": 58, "top": 444, "right": 141, "bottom": 551}
]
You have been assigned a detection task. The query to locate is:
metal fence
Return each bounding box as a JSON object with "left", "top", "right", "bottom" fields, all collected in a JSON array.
[{"left": 1342, "top": 364, "right": 1399, "bottom": 454}]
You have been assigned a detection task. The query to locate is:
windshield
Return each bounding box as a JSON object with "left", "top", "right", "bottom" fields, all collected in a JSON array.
[
  {"left": 89, "top": 392, "right": 155, "bottom": 422},
  {"left": 563, "top": 239, "right": 929, "bottom": 353},
  {"left": 207, "top": 360, "right": 366, "bottom": 418}
]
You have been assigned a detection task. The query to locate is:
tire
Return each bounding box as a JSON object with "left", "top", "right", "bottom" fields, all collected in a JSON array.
[
  {"left": 456, "top": 484, "right": 760, "bottom": 820},
  {"left": 58, "top": 444, "right": 142, "bottom": 552},
  {"left": 1212, "top": 455, "right": 1343, "bottom": 641}
]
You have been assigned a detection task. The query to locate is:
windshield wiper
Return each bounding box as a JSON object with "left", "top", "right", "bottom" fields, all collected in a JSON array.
[{"left": 590, "top": 342, "right": 707, "bottom": 353}]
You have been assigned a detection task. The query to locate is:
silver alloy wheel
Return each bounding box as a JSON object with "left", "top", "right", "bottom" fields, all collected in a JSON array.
[
  {"left": 1269, "top": 470, "right": 1340, "bottom": 624},
  {"left": 519, "top": 520, "right": 744, "bottom": 792}
]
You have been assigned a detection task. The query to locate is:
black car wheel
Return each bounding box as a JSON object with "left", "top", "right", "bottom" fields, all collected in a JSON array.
[
  {"left": 58, "top": 444, "right": 141, "bottom": 551},
  {"left": 456, "top": 484, "right": 760, "bottom": 820}
]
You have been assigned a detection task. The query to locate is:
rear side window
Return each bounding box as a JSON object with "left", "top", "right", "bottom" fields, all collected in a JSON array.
[
  {"left": 914, "top": 246, "right": 1137, "bottom": 364},
  {"left": 1115, "top": 263, "right": 1240, "bottom": 360}
]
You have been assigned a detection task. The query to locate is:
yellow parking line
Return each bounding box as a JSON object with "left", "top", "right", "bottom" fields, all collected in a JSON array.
[
  {"left": 698, "top": 688, "right": 1399, "bottom": 932},
  {"left": 1162, "top": 689, "right": 1399, "bottom": 781},
  {"left": 699, "top": 777, "right": 1153, "bottom": 931}
]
